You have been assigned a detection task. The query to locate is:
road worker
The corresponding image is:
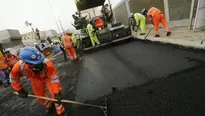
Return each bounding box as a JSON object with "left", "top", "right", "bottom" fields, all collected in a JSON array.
[
  {"left": 4, "top": 50, "right": 20, "bottom": 69},
  {"left": 130, "top": 12, "right": 146, "bottom": 35},
  {"left": 87, "top": 20, "right": 100, "bottom": 47},
  {"left": 10, "top": 47, "right": 66, "bottom": 116},
  {"left": 0, "top": 56, "right": 10, "bottom": 87},
  {"left": 70, "top": 33, "right": 81, "bottom": 52},
  {"left": 142, "top": 7, "right": 171, "bottom": 37},
  {"left": 61, "top": 32, "right": 77, "bottom": 61},
  {"left": 53, "top": 37, "right": 67, "bottom": 61}
]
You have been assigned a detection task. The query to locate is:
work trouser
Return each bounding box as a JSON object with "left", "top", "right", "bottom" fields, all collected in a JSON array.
[
  {"left": 153, "top": 13, "right": 170, "bottom": 34},
  {"left": 60, "top": 46, "right": 67, "bottom": 60},
  {"left": 140, "top": 18, "right": 146, "bottom": 33},
  {"left": 31, "top": 78, "right": 65, "bottom": 115},
  {"left": 89, "top": 34, "right": 100, "bottom": 47},
  {"left": 0, "top": 69, "right": 10, "bottom": 87},
  {"left": 65, "top": 47, "right": 77, "bottom": 61}
]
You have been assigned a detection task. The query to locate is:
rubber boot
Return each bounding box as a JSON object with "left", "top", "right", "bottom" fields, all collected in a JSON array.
[
  {"left": 155, "top": 34, "right": 160, "bottom": 37},
  {"left": 166, "top": 31, "right": 171, "bottom": 36}
]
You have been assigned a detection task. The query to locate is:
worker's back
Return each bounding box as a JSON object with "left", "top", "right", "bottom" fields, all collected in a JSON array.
[
  {"left": 147, "top": 7, "right": 161, "bottom": 17},
  {"left": 62, "top": 36, "right": 73, "bottom": 49}
]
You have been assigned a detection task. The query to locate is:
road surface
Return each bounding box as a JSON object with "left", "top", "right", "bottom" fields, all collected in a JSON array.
[{"left": 1, "top": 39, "right": 205, "bottom": 116}]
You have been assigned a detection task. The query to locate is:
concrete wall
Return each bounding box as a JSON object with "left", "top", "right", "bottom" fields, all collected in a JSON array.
[
  {"left": 0, "top": 30, "right": 10, "bottom": 41},
  {"left": 113, "top": 0, "right": 164, "bottom": 25},
  {"left": 113, "top": 1, "right": 128, "bottom": 25},
  {"left": 129, "top": 0, "right": 164, "bottom": 15},
  {"left": 169, "top": 0, "right": 192, "bottom": 21},
  {"left": 46, "top": 30, "right": 57, "bottom": 38},
  {"left": 2, "top": 40, "right": 24, "bottom": 49},
  {"left": 0, "top": 29, "right": 22, "bottom": 43},
  {"left": 7, "top": 29, "right": 22, "bottom": 39}
]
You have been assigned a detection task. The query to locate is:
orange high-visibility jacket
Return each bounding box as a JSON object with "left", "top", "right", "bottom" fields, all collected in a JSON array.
[
  {"left": 95, "top": 17, "right": 104, "bottom": 28},
  {"left": 61, "top": 35, "right": 73, "bottom": 49},
  {"left": 10, "top": 58, "right": 62, "bottom": 94},
  {"left": 0, "top": 57, "right": 8, "bottom": 70},
  {"left": 5, "top": 55, "right": 20, "bottom": 67},
  {"left": 147, "top": 7, "right": 162, "bottom": 22}
]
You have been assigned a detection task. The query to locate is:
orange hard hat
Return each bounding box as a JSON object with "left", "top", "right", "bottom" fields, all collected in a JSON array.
[{"left": 65, "top": 32, "right": 70, "bottom": 35}]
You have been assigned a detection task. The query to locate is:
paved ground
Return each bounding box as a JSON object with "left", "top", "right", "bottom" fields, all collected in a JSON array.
[
  {"left": 1, "top": 39, "right": 205, "bottom": 116},
  {"left": 133, "top": 26, "right": 205, "bottom": 49}
]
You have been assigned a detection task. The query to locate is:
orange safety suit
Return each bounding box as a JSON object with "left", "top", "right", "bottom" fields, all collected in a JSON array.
[
  {"left": 5, "top": 54, "right": 19, "bottom": 68},
  {"left": 147, "top": 7, "right": 170, "bottom": 34},
  {"left": 10, "top": 58, "right": 65, "bottom": 115},
  {"left": 0, "top": 57, "right": 9, "bottom": 70},
  {"left": 95, "top": 17, "right": 104, "bottom": 29},
  {"left": 61, "top": 35, "right": 77, "bottom": 60}
]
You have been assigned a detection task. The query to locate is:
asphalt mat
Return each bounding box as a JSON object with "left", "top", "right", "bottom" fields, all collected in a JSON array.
[{"left": 1, "top": 39, "right": 205, "bottom": 116}]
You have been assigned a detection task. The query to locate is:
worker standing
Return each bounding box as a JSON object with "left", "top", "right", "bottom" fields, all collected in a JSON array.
[
  {"left": 142, "top": 7, "right": 171, "bottom": 37},
  {"left": 0, "top": 56, "right": 10, "bottom": 87},
  {"left": 53, "top": 36, "right": 67, "bottom": 61},
  {"left": 4, "top": 50, "right": 20, "bottom": 69},
  {"left": 61, "top": 32, "right": 77, "bottom": 61},
  {"left": 87, "top": 20, "right": 100, "bottom": 47},
  {"left": 35, "top": 28, "right": 40, "bottom": 39},
  {"left": 10, "top": 47, "right": 66, "bottom": 116},
  {"left": 70, "top": 33, "right": 81, "bottom": 53},
  {"left": 130, "top": 13, "right": 146, "bottom": 35}
]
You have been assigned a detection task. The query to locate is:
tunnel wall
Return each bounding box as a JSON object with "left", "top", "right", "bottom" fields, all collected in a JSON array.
[
  {"left": 129, "top": 0, "right": 165, "bottom": 15},
  {"left": 169, "top": 0, "right": 192, "bottom": 21}
]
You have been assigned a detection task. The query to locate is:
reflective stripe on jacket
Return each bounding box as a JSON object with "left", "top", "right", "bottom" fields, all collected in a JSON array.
[
  {"left": 61, "top": 35, "right": 73, "bottom": 49},
  {"left": 10, "top": 58, "right": 62, "bottom": 93}
]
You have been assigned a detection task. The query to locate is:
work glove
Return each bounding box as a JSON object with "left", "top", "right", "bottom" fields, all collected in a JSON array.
[
  {"left": 55, "top": 92, "right": 62, "bottom": 104},
  {"left": 17, "top": 88, "right": 28, "bottom": 98}
]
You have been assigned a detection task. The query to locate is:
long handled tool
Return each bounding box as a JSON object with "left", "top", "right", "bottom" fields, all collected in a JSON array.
[
  {"left": 13, "top": 92, "right": 108, "bottom": 116},
  {"left": 144, "top": 25, "right": 154, "bottom": 40}
]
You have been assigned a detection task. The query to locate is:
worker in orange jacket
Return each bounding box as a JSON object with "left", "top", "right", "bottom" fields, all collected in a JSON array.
[
  {"left": 0, "top": 56, "right": 10, "bottom": 87},
  {"left": 142, "top": 7, "right": 171, "bottom": 37},
  {"left": 4, "top": 50, "right": 20, "bottom": 69},
  {"left": 10, "top": 47, "right": 66, "bottom": 116},
  {"left": 61, "top": 32, "right": 77, "bottom": 61}
]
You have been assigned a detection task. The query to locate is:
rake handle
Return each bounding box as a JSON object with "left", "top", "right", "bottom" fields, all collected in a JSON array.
[{"left": 13, "top": 91, "right": 105, "bottom": 109}]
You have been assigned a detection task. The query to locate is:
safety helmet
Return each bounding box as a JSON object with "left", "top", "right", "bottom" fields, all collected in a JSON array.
[
  {"left": 65, "top": 32, "right": 71, "bottom": 35},
  {"left": 141, "top": 8, "right": 148, "bottom": 15},
  {"left": 58, "top": 36, "right": 62, "bottom": 39},
  {"left": 34, "top": 43, "right": 38, "bottom": 45},
  {"left": 19, "top": 46, "right": 45, "bottom": 65},
  {"left": 130, "top": 13, "right": 134, "bottom": 17},
  {"left": 89, "top": 19, "right": 93, "bottom": 24}
]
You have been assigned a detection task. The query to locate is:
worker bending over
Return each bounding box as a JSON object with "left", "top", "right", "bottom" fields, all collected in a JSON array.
[
  {"left": 87, "top": 20, "right": 100, "bottom": 47},
  {"left": 142, "top": 7, "right": 171, "bottom": 37},
  {"left": 62, "top": 32, "right": 77, "bottom": 61},
  {"left": 10, "top": 47, "right": 66, "bottom": 116},
  {"left": 131, "top": 12, "right": 146, "bottom": 35},
  {"left": 4, "top": 50, "right": 19, "bottom": 69}
]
